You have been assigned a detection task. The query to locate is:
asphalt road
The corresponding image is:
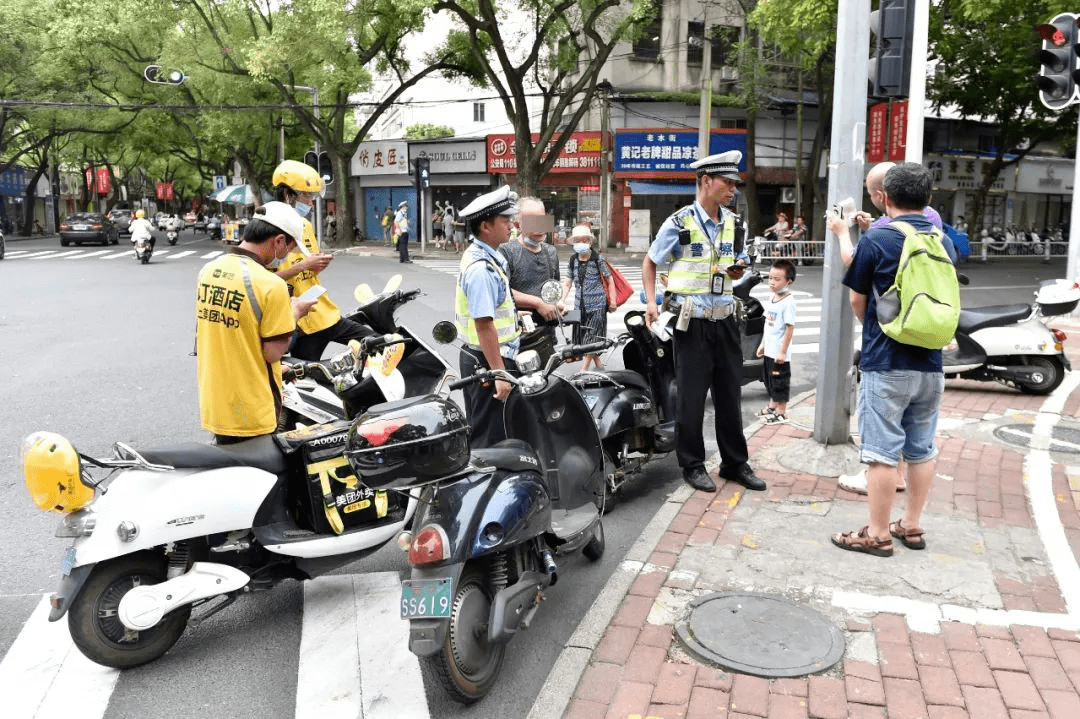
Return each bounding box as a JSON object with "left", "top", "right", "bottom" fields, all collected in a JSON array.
[{"left": 0, "top": 232, "right": 1067, "bottom": 718}]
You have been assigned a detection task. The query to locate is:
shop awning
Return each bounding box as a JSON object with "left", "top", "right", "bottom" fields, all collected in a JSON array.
[{"left": 627, "top": 181, "right": 696, "bottom": 196}]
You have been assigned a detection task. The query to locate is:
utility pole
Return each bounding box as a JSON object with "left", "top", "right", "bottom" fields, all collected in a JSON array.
[
  {"left": 904, "top": 0, "right": 929, "bottom": 163},
  {"left": 813, "top": 0, "right": 870, "bottom": 445},
  {"left": 696, "top": 11, "right": 713, "bottom": 161},
  {"left": 599, "top": 82, "right": 612, "bottom": 249}
]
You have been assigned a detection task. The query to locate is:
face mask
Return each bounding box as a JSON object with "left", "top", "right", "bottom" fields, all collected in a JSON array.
[
  {"left": 294, "top": 201, "right": 312, "bottom": 218},
  {"left": 522, "top": 236, "right": 541, "bottom": 248},
  {"left": 573, "top": 242, "right": 591, "bottom": 255},
  {"left": 266, "top": 239, "right": 287, "bottom": 269}
]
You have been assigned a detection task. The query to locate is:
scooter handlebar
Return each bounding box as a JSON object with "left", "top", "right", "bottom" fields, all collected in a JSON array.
[{"left": 562, "top": 340, "right": 611, "bottom": 358}]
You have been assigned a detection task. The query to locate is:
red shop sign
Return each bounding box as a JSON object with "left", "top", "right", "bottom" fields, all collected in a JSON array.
[
  {"left": 888, "top": 100, "right": 908, "bottom": 162},
  {"left": 95, "top": 167, "right": 110, "bottom": 195},
  {"left": 486, "top": 131, "right": 603, "bottom": 174},
  {"left": 867, "top": 103, "right": 888, "bottom": 164}
]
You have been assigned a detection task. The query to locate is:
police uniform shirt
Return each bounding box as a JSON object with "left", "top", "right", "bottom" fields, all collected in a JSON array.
[
  {"left": 281, "top": 217, "right": 340, "bottom": 335},
  {"left": 648, "top": 200, "right": 749, "bottom": 312},
  {"left": 461, "top": 238, "right": 520, "bottom": 354},
  {"left": 196, "top": 249, "right": 296, "bottom": 436}
]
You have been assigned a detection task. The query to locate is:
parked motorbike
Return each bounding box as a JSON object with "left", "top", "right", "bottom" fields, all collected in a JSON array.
[
  {"left": 942, "top": 278, "right": 1077, "bottom": 394},
  {"left": 131, "top": 231, "right": 153, "bottom": 264},
  {"left": 207, "top": 216, "right": 223, "bottom": 242},
  {"left": 279, "top": 276, "right": 453, "bottom": 429},
  {"left": 22, "top": 334, "right": 426, "bottom": 669},
  {"left": 395, "top": 324, "right": 606, "bottom": 703},
  {"left": 166, "top": 229, "right": 178, "bottom": 245}
]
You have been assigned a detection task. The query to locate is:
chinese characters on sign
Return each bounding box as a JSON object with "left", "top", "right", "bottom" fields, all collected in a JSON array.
[
  {"left": 867, "top": 103, "right": 888, "bottom": 164},
  {"left": 888, "top": 100, "right": 908, "bottom": 162},
  {"left": 614, "top": 130, "right": 748, "bottom": 176},
  {"left": 486, "top": 132, "right": 603, "bottom": 173},
  {"left": 351, "top": 140, "right": 409, "bottom": 176}
]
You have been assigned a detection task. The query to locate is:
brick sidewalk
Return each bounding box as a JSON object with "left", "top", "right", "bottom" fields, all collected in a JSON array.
[{"left": 553, "top": 340, "right": 1080, "bottom": 719}]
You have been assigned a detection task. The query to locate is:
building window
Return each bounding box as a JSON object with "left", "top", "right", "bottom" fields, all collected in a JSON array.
[
  {"left": 632, "top": 1, "right": 662, "bottom": 60},
  {"left": 689, "top": 23, "right": 741, "bottom": 66},
  {"left": 473, "top": 102, "right": 485, "bottom": 122}
]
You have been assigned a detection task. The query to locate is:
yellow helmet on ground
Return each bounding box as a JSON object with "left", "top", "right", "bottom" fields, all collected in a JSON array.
[
  {"left": 22, "top": 432, "right": 93, "bottom": 513},
  {"left": 272, "top": 160, "right": 325, "bottom": 196},
  {"left": 135, "top": 209, "right": 145, "bottom": 218}
]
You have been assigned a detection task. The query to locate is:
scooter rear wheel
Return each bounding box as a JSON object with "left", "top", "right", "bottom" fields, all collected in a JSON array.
[
  {"left": 1016, "top": 356, "right": 1065, "bottom": 395},
  {"left": 423, "top": 562, "right": 505, "bottom": 704},
  {"left": 68, "top": 552, "right": 190, "bottom": 669}
]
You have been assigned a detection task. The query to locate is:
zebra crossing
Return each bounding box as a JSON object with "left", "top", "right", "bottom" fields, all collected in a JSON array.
[
  {"left": 0, "top": 572, "right": 430, "bottom": 719},
  {"left": 414, "top": 257, "right": 826, "bottom": 355},
  {"left": 2, "top": 248, "right": 220, "bottom": 262}
]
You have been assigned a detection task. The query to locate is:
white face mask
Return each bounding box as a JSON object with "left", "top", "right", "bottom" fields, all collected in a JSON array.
[
  {"left": 294, "top": 201, "right": 312, "bottom": 218},
  {"left": 573, "top": 242, "right": 591, "bottom": 255},
  {"left": 266, "top": 238, "right": 287, "bottom": 269}
]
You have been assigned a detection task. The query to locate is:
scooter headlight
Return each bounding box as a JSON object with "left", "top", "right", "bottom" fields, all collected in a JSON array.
[{"left": 516, "top": 349, "right": 541, "bottom": 374}]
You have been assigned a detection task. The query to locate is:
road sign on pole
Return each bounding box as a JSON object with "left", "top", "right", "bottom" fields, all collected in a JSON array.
[{"left": 213, "top": 175, "right": 226, "bottom": 192}]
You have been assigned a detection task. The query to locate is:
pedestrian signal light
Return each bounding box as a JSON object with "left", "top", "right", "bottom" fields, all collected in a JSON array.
[
  {"left": 868, "top": 0, "right": 916, "bottom": 98},
  {"left": 318, "top": 152, "right": 333, "bottom": 186},
  {"left": 1035, "top": 13, "right": 1078, "bottom": 110},
  {"left": 413, "top": 158, "right": 430, "bottom": 190}
]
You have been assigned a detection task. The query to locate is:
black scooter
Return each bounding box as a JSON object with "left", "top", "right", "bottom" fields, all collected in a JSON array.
[{"left": 395, "top": 325, "right": 606, "bottom": 704}]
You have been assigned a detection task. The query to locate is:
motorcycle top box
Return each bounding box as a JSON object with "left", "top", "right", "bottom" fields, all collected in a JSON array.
[
  {"left": 345, "top": 395, "right": 470, "bottom": 490},
  {"left": 1035, "top": 280, "right": 1080, "bottom": 317}
]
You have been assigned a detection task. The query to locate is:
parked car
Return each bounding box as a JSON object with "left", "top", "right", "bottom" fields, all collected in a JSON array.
[
  {"left": 59, "top": 212, "right": 119, "bottom": 246},
  {"left": 107, "top": 208, "right": 134, "bottom": 236},
  {"left": 184, "top": 210, "right": 197, "bottom": 227}
]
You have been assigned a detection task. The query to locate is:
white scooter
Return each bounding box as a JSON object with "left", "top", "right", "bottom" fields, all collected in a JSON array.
[
  {"left": 943, "top": 279, "right": 1078, "bottom": 394},
  {"left": 131, "top": 229, "right": 153, "bottom": 264},
  {"left": 22, "top": 335, "right": 426, "bottom": 669}
]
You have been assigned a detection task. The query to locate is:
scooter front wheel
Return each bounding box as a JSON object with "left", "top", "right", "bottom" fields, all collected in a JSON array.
[
  {"left": 422, "top": 562, "right": 505, "bottom": 704},
  {"left": 68, "top": 552, "right": 190, "bottom": 669}
]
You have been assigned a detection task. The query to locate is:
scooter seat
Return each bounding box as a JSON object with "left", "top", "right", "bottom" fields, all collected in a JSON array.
[
  {"left": 958, "top": 304, "right": 1031, "bottom": 334},
  {"left": 139, "top": 435, "right": 287, "bottom": 475},
  {"left": 602, "top": 370, "right": 651, "bottom": 392}
]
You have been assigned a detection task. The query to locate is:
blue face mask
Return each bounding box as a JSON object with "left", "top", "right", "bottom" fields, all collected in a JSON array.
[
  {"left": 522, "top": 236, "right": 541, "bottom": 248},
  {"left": 295, "top": 201, "right": 312, "bottom": 218},
  {"left": 573, "top": 242, "right": 591, "bottom": 255}
]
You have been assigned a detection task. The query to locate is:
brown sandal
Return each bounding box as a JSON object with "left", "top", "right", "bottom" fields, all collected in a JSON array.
[
  {"left": 889, "top": 519, "right": 926, "bottom": 550},
  {"left": 831, "top": 526, "right": 893, "bottom": 557}
]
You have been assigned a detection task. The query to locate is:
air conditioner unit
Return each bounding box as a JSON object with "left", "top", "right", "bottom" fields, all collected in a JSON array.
[{"left": 780, "top": 187, "right": 796, "bottom": 204}]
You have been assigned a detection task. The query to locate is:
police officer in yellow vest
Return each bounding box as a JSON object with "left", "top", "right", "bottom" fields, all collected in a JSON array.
[
  {"left": 642, "top": 151, "right": 765, "bottom": 493},
  {"left": 454, "top": 186, "right": 522, "bottom": 448}
]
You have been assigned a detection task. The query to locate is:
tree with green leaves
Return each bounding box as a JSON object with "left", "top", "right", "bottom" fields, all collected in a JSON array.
[{"left": 406, "top": 124, "right": 456, "bottom": 139}]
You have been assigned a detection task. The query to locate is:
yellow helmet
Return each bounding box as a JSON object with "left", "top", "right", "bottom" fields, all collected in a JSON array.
[
  {"left": 22, "top": 432, "right": 93, "bottom": 513},
  {"left": 272, "top": 160, "right": 324, "bottom": 196},
  {"left": 135, "top": 209, "right": 145, "bottom": 218}
]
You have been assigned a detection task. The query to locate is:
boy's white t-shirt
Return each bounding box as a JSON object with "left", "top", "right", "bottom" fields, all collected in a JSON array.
[{"left": 763, "top": 292, "right": 797, "bottom": 359}]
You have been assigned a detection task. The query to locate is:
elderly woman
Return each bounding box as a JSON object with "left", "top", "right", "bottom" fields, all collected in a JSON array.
[{"left": 560, "top": 224, "right": 616, "bottom": 371}]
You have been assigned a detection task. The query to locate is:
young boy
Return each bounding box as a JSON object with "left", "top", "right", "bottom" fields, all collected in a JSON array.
[{"left": 756, "top": 259, "right": 797, "bottom": 423}]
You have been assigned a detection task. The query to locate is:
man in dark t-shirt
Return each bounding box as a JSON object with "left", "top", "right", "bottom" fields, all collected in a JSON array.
[{"left": 498, "top": 196, "right": 563, "bottom": 363}]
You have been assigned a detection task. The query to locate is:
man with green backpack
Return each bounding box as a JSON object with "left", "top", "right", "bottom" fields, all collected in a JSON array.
[{"left": 831, "top": 163, "right": 958, "bottom": 558}]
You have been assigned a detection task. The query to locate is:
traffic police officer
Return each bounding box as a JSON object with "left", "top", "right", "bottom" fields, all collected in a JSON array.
[
  {"left": 455, "top": 186, "right": 521, "bottom": 448},
  {"left": 642, "top": 150, "right": 766, "bottom": 493}
]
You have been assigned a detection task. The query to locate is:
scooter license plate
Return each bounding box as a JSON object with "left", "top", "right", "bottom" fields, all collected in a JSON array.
[
  {"left": 400, "top": 578, "right": 452, "bottom": 619},
  {"left": 60, "top": 547, "right": 76, "bottom": 576}
]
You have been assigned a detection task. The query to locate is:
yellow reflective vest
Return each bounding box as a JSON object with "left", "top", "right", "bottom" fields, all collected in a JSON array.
[
  {"left": 666, "top": 212, "right": 737, "bottom": 296},
  {"left": 454, "top": 243, "right": 521, "bottom": 348}
]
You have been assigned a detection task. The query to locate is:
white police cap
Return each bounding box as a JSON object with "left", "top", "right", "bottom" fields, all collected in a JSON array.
[
  {"left": 460, "top": 185, "right": 519, "bottom": 223},
  {"left": 689, "top": 150, "right": 743, "bottom": 181},
  {"left": 250, "top": 201, "right": 304, "bottom": 244}
]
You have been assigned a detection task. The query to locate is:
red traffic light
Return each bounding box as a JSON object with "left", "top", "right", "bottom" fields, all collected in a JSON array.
[{"left": 1036, "top": 23, "right": 1069, "bottom": 47}]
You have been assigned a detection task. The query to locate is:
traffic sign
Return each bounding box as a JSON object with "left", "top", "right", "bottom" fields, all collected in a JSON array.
[{"left": 214, "top": 175, "right": 226, "bottom": 191}]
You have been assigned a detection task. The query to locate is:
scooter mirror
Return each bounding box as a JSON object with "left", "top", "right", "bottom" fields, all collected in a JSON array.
[
  {"left": 432, "top": 321, "right": 458, "bottom": 345},
  {"left": 354, "top": 283, "right": 374, "bottom": 303},
  {"left": 382, "top": 274, "right": 403, "bottom": 294},
  {"left": 540, "top": 280, "right": 562, "bottom": 304}
]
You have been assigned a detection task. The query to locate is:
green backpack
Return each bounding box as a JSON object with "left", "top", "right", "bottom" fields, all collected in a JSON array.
[{"left": 874, "top": 220, "right": 960, "bottom": 349}]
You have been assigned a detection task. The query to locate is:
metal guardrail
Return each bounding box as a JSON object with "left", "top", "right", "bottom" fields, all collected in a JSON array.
[{"left": 748, "top": 238, "right": 1071, "bottom": 265}]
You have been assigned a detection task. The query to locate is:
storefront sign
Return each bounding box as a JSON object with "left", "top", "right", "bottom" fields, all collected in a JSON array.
[
  {"left": 888, "top": 100, "right": 907, "bottom": 161},
  {"left": 486, "top": 131, "right": 603, "bottom": 173},
  {"left": 867, "top": 103, "right": 888, "bottom": 163},
  {"left": 352, "top": 140, "right": 409, "bottom": 176},
  {"left": 925, "top": 155, "right": 1015, "bottom": 192},
  {"left": 410, "top": 140, "right": 486, "bottom": 174},
  {"left": 1016, "top": 157, "right": 1074, "bottom": 194},
  {"left": 614, "top": 130, "right": 747, "bottom": 176}
]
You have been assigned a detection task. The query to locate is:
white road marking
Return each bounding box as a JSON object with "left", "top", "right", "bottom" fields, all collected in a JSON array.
[
  {"left": 200, "top": 251, "right": 223, "bottom": 259},
  {"left": 19, "top": 251, "right": 62, "bottom": 259},
  {"left": 170, "top": 250, "right": 195, "bottom": 258},
  {"left": 0, "top": 596, "right": 119, "bottom": 719},
  {"left": 65, "top": 250, "right": 111, "bottom": 259},
  {"left": 296, "top": 572, "right": 429, "bottom": 719},
  {"left": 102, "top": 251, "right": 133, "bottom": 260},
  {"left": 33, "top": 251, "right": 83, "bottom": 259}
]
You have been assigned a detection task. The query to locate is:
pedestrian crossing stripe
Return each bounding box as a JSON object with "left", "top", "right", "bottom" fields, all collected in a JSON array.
[
  {"left": 3, "top": 249, "right": 224, "bottom": 261},
  {"left": 0, "top": 572, "right": 431, "bottom": 719}
]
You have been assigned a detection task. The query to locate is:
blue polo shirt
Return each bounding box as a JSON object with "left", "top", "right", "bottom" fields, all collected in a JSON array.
[
  {"left": 843, "top": 213, "right": 952, "bottom": 373},
  {"left": 460, "top": 239, "right": 520, "bottom": 354}
]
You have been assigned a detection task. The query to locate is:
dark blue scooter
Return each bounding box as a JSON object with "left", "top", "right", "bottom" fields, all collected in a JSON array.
[{"left": 398, "top": 325, "right": 606, "bottom": 704}]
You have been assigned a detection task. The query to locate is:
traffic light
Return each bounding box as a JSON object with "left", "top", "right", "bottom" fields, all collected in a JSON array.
[
  {"left": 143, "top": 65, "right": 185, "bottom": 85},
  {"left": 1035, "top": 13, "right": 1078, "bottom": 111},
  {"left": 318, "top": 152, "right": 333, "bottom": 185},
  {"left": 413, "top": 157, "right": 430, "bottom": 190},
  {"left": 868, "top": 0, "right": 916, "bottom": 98}
]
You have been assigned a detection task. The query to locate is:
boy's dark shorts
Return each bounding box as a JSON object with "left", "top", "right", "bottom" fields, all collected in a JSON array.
[{"left": 763, "top": 356, "right": 791, "bottom": 403}]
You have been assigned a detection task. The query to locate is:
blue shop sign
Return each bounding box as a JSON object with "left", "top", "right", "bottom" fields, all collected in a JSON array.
[
  {"left": 615, "top": 131, "right": 747, "bottom": 174},
  {"left": 0, "top": 166, "right": 29, "bottom": 197}
]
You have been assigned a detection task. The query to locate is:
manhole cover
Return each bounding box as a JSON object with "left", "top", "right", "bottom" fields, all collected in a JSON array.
[
  {"left": 674, "top": 591, "right": 844, "bottom": 677},
  {"left": 993, "top": 423, "right": 1080, "bottom": 454}
]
